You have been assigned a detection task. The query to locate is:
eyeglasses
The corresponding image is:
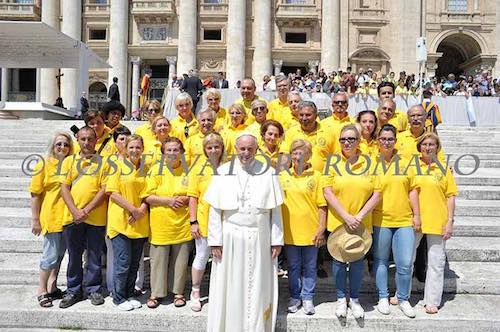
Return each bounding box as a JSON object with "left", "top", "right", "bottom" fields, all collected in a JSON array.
[
  {"left": 333, "top": 100, "right": 348, "bottom": 105},
  {"left": 147, "top": 109, "right": 159, "bottom": 114},
  {"left": 252, "top": 106, "right": 267, "bottom": 113},
  {"left": 339, "top": 137, "right": 357, "bottom": 144},
  {"left": 55, "top": 142, "right": 70, "bottom": 147},
  {"left": 208, "top": 98, "right": 219, "bottom": 101},
  {"left": 378, "top": 137, "right": 395, "bottom": 143},
  {"left": 184, "top": 125, "right": 189, "bottom": 138}
]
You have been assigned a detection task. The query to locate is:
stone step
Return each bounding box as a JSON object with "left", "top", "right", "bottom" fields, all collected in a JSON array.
[
  {"left": 0, "top": 285, "right": 499, "bottom": 331},
  {"left": 458, "top": 186, "right": 500, "bottom": 200},
  {"left": 454, "top": 200, "right": 500, "bottom": 217},
  {"left": 446, "top": 237, "right": 500, "bottom": 262}
]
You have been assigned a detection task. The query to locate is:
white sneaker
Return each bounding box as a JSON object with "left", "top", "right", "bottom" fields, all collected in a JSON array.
[
  {"left": 302, "top": 299, "right": 315, "bottom": 315},
  {"left": 335, "top": 298, "right": 347, "bottom": 318},
  {"left": 399, "top": 300, "right": 416, "bottom": 318},
  {"left": 348, "top": 298, "right": 364, "bottom": 319},
  {"left": 116, "top": 301, "right": 134, "bottom": 311},
  {"left": 377, "top": 298, "right": 391, "bottom": 315},
  {"left": 287, "top": 298, "right": 301, "bottom": 313},
  {"left": 127, "top": 298, "right": 142, "bottom": 309}
]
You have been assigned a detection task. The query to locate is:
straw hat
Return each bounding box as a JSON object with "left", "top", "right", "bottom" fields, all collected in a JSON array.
[{"left": 327, "top": 224, "right": 372, "bottom": 263}]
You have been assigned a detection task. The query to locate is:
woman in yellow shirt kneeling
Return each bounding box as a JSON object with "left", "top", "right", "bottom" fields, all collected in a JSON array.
[
  {"left": 280, "top": 139, "right": 327, "bottom": 315},
  {"left": 143, "top": 137, "right": 191, "bottom": 309},
  {"left": 30, "top": 132, "right": 74, "bottom": 307},
  {"left": 413, "top": 133, "right": 457, "bottom": 314},
  {"left": 323, "top": 125, "right": 381, "bottom": 319},
  {"left": 106, "top": 135, "right": 150, "bottom": 311},
  {"left": 187, "top": 133, "right": 225, "bottom": 312}
]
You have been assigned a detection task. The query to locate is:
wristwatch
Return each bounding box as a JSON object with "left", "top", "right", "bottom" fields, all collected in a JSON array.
[{"left": 190, "top": 220, "right": 198, "bottom": 225}]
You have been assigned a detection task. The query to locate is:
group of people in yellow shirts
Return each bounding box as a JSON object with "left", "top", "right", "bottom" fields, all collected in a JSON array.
[{"left": 30, "top": 77, "right": 457, "bottom": 322}]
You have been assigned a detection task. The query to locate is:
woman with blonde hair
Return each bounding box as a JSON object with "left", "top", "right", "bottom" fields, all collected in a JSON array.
[
  {"left": 143, "top": 115, "right": 172, "bottom": 164},
  {"left": 143, "top": 137, "right": 191, "bottom": 309},
  {"left": 171, "top": 92, "right": 199, "bottom": 143},
  {"left": 280, "top": 139, "right": 327, "bottom": 315},
  {"left": 206, "top": 88, "right": 228, "bottom": 131},
  {"left": 323, "top": 125, "right": 381, "bottom": 319},
  {"left": 135, "top": 99, "right": 162, "bottom": 146},
  {"left": 30, "top": 132, "right": 74, "bottom": 307},
  {"left": 187, "top": 132, "right": 225, "bottom": 311},
  {"left": 412, "top": 132, "right": 457, "bottom": 314},
  {"left": 106, "top": 135, "right": 150, "bottom": 311},
  {"left": 220, "top": 103, "right": 248, "bottom": 156}
]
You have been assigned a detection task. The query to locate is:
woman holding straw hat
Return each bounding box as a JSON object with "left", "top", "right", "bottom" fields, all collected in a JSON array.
[{"left": 323, "top": 124, "right": 381, "bottom": 319}]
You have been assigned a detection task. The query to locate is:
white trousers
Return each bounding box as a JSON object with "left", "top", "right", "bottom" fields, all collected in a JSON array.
[{"left": 412, "top": 233, "right": 447, "bottom": 307}]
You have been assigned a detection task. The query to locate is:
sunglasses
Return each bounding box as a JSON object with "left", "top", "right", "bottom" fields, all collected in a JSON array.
[
  {"left": 252, "top": 106, "right": 267, "bottom": 112},
  {"left": 339, "top": 137, "right": 357, "bottom": 144},
  {"left": 147, "top": 109, "right": 159, "bottom": 114},
  {"left": 55, "top": 142, "right": 70, "bottom": 147},
  {"left": 208, "top": 98, "right": 219, "bottom": 101},
  {"left": 378, "top": 137, "right": 395, "bottom": 143},
  {"left": 333, "top": 100, "right": 348, "bottom": 105}
]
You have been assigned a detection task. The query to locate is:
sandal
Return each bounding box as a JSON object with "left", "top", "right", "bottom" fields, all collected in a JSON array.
[
  {"left": 47, "top": 288, "right": 65, "bottom": 300},
  {"left": 425, "top": 305, "right": 439, "bottom": 314},
  {"left": 37, "top": 293, "right": 53, "bottom": 308},
  {"left": 147, "top": 297, "right": 161, "bottom": 309},
  {"left": 190, "top": 289, "right": 201, "bottom": 312},
  {"left": 174, "top": 295, "right": 186, "bottom": 308}
]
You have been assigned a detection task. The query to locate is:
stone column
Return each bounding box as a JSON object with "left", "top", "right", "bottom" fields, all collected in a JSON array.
[
  {"left": 252, "top": 0, "right": 272, "bottom": 88},
  {"left": 166, "top": 56, "right": 177, "bottom": 86},
  {"left": 1, "top": 68, "right": 8, "bottom": 102},
  {"left": 273, "top": 59, "right": 283, "bottom": 76},
  {"left": 321, "top": 0, "right": 340, "bottom": 72},
  {"left": 35, "top": 68, "right": 41, "bottom": 102},
  {"left": 177, "top": 0, "right": 197, "bottom": 76},
  {"left": 130, "top": 56, "right": 141, "bottom": 116},
  {"left": 40, "top": 0, "right": 59, "bottom": 104},
  {"left": 61, "top": 0, "right": 82, "bottom": 111},
  {"left": 108, "top": 0, "right": 129, "bottom": 106},
  {"left": 226, "top": 0, "right": 246, "bottom": 87},
  {"left": 496, "top": 0, "right": 500, "bottom": 77},
  {"left": 339, "top": 0, "right": 349, "bottom": 68},
  {"left": 11, "top": 69, "right": 19, "bottom": 93}
]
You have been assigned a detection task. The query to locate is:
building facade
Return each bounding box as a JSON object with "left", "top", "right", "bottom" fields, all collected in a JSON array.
[{"left": 1, "top": 0, "right": 499, "bottom": 113}]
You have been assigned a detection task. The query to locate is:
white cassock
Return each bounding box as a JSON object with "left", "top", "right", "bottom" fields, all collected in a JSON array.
[{"left": 204, "top": 158, "right": 284, "bottom": 332}]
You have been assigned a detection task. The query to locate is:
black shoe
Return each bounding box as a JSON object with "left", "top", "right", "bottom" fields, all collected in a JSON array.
[
  {"left": 59, "top": 293, "right": 82, "bottom": 309},
  {"left": 47, "top": 288, "right": 65, "bottom": 300},
  {"left": 89, "top": 292, "right": 105, "bottom": 306}
]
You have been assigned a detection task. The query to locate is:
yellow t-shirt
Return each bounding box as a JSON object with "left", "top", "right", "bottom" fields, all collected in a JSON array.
[
  {"left": 359, "top": 137, "right": 379, "bottom": 159},
  {"left": 143, "top": 139, "right": 164, "bottom": 167},
  {"left": 256, "top": 142, "right": 281, "bottom": 169},
  {"left": 395, "top": 85, "right": 408, "bottom": 95},
  {"left": 170, "top": 115, "right": 200, "bottom": 143},
  {"left": 59, "top": 154, "right": 109, "bottom": 227},
  {"left": 214, "top": 107, "right": 229, "bottom": 132},
  {"left": 106, "top": 160, "right": 150, "bottom": 239},
  {"left": 322, "top": 155, "right": 381, "bottom": 233},
  {"left": 235, "top": 96, "right": 267, "bottom": 125},
  {"left": 375, "top": 109, "right": 408, "bottom": 132},
  {"left": 74, "top": 127, "right": 117, "bottom": 157},
  {"left": 29, "top": 157, "right": 67, "bottom": 234},
  {"left": 372, "top": 155, "right": 418, "bottom": 228},
  {"left": 414, "top": 162, "right": 458, "bottom": 235},
  {"left": 142, "top": 164, "right": 191, "bottom": 245},
  {"left": 220, "top": 124, "right": 248, "bottom": 157},
  {"left": 321, "top": 114, "right": 353, "bottom": 132},
  {"left": 186, "top": 160, "right": 217, "bottom": 237},
  {"left": 280, "top": 169, "right": 326, "bottom": 246},
  {"left": 184, "top": 132, "right": 209, "bottom": 167},
  {"left": 280, "top": 122, "right": 339, "bottom": 172},
  {"left": 268, "top": 98, "right": 292, "bottom": 127},
  {"left": 135, "top": 122, "right": 157, "bottom": 147},
  {"left": 396, "top": 129, "right": 446, "bottom": 163}
]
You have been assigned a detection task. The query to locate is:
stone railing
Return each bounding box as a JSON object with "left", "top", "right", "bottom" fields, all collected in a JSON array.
[
  {"left": 0, "top": 0, "right": 40, "bottom": 21},
  {"left": 8, "top": 92, "right": 36, "bottom": 102},
  {"left": 83, "top": 0, "right": 110, "bottom": 17},
  {"left": 275, "top": 0, "right": 318, "bottom": 23},
  {"left": 199, "top": 0, "right": 228, "bottom": 17},
  {"left": 131, "top": 0, "right": 175, "bottom": 22}
]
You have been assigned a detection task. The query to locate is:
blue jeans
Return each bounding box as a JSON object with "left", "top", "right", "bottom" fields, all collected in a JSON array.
[
  {"left": 285, "top": 245, "right": 318, "bottom": 301},
  {"left": 372, "top": 226, "right": 415, "bottom": 301},
  {"left": 111, "top": 234, "right": 147, "bottom": 305},
  {"left": 332, "top": 258, "right": 365, "bottom": 299},
  {"left": 63, "top": 222, "right": 105, "bottom": 296}
]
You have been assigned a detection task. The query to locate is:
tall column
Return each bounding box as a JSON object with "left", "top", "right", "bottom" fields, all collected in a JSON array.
[
  {"left": 11, "top": 69, "right": 19, "bottom": 93},
  {"left": 108, "top": 0, "right": 129, "bottom": 106},
  {"left": 496, "top": 0, "right": 500, "bottom": 77},
  {"left": 252, "top": 0, "right": 272, "bottom": 88},
  {"left": 40, "top": 0, "right": 60, "bottom": 104},
  {"left": 339, "top": 0, "right": 349, "bottom": 68},
  {"left": 1, "top": 68, "right": 8, "bottom": 102},
  {"left": 61, "top": 0, "right": 82, "bottom": 111},
  {"left": 321, "top": 0, "right": 340, "bottom": 72},
  {"left": 166, "top": 56, "right": 177, "bottom": 86},
  {"left": 130, "top": 56, "right": 141, "bottom": 116},
  {"left": 177, "top": 0, "right": 197, "bottom": 75},
  {"left": 226, "top": 0, "right": 246, "bottom": 87},
  {"left": 35, "top": 68, "right": 41, "bottom": 102},
  {"left": 273, "top": 59, "right": 283, "bottom": 76}
]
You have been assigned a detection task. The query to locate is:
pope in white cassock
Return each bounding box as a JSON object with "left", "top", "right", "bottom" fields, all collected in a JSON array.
[{"left": 204, "top": 133, "right": 284, "bottom": 332}]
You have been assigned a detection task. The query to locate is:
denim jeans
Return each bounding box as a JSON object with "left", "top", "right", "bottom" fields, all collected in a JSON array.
[
  {"left": 285, "top": 245, "right": 318, "bottom": 301},
  {"left": 63, "top": 222, "right": 105, "bottom": 296},
  {"left": 111, "top": 234, "right": 147, "bottom": 305},
  {"left": 372, "top": 226, "right": 415, "bottom": 301},
  {"left": 332, "top": 258, "right": 365, "bottom": 299}
]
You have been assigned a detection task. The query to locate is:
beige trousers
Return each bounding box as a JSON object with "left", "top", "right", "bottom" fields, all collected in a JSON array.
[
  {"left": 413, "top": 233, "right": 447, "bottom": 307},
  {"left": 149, "top": 241, "right": 192, "bottom": 298}
]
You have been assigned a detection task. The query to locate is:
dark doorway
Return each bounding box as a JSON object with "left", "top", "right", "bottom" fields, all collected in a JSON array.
[
  {"left": 281, "top": 65, "right": 307, "bottom": 76},
  {"left": 435, "top": 33, "right": 482, "bottom": 79}
]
